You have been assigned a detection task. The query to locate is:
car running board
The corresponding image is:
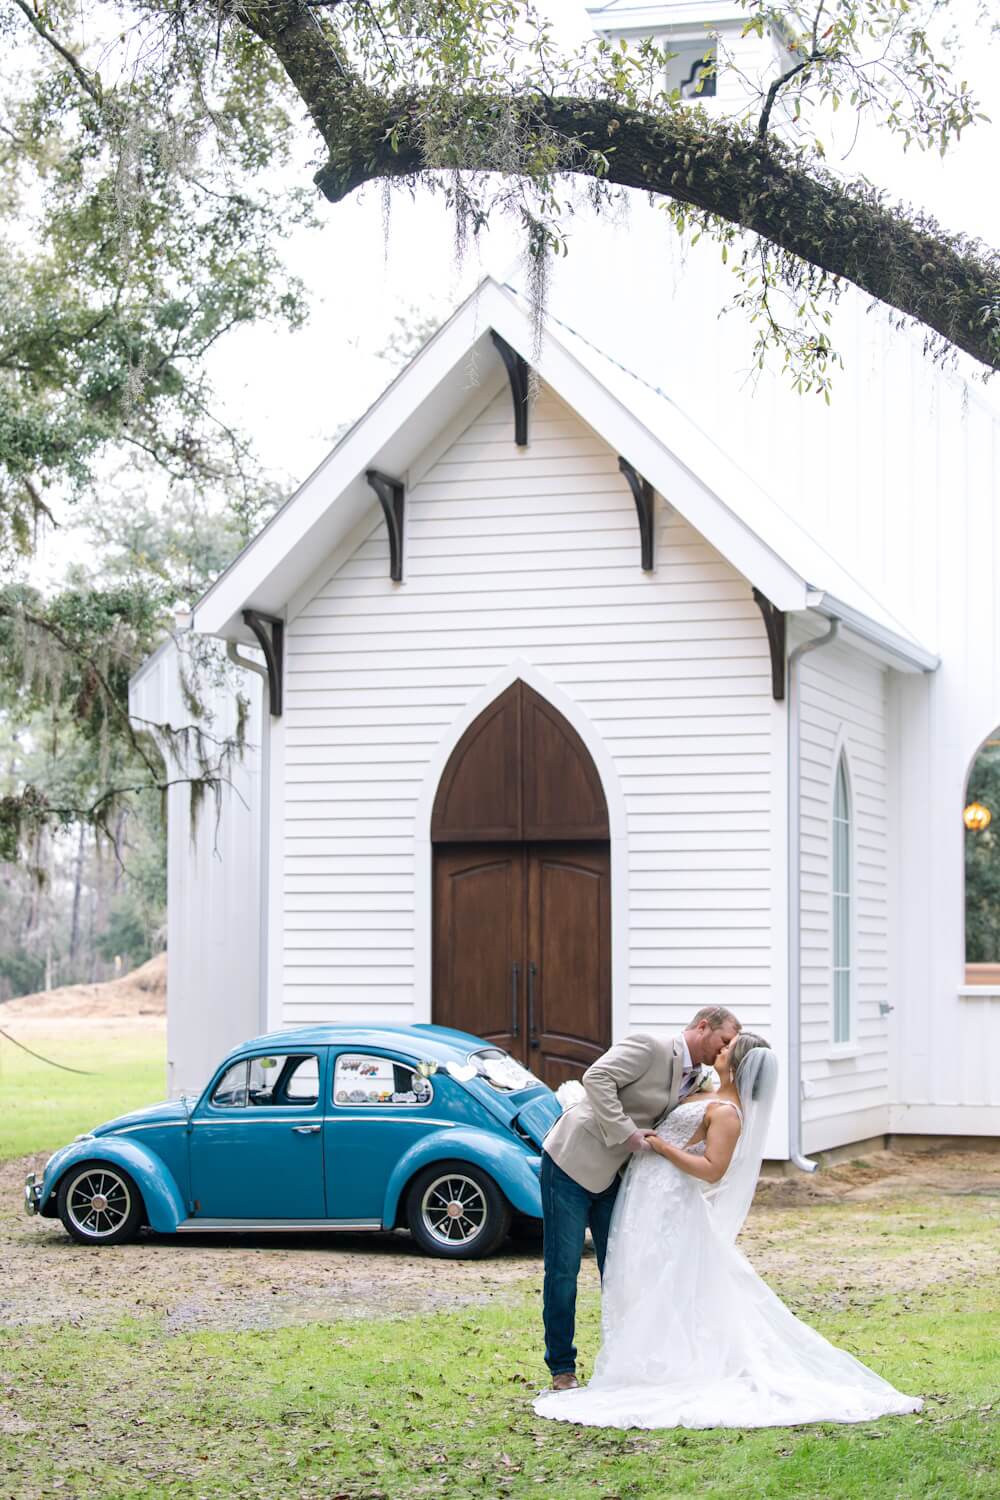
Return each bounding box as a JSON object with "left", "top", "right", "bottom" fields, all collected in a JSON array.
[{"left": 176, "top": 1218, "right": 383, "bottom": 1233}]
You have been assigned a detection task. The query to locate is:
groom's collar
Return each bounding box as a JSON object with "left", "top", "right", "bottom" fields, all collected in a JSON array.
[{"left": 680, "top": 1033, "right": 693, "bottom": 1071}]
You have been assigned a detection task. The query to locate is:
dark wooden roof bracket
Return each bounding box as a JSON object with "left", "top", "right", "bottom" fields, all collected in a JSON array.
[
  {"left": 752, "top": 588, "right": 787, "bottom": 701},
  {"left": 241, "top": 610, "right": 285, "bottom": 717},
  {"left": 490, "top": 330, "right": 530, "bottom": 447},
  {"left": 365, "top": 469, "right": 405, "bottom": 582},
  {"left": 618, "top": 457, "right": 655, "bottom": 572}
]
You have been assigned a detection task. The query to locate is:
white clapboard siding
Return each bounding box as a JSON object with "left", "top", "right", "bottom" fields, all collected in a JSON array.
[
  {"left": 280, "top": 384, "right": 775, "bottom": 1029},
  {"left": 798, "top": 644, "right": 891, "bottom": 1153}
]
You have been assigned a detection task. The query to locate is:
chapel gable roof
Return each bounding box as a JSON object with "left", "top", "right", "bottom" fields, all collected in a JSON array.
[{"left": 192, "top": 276, "right": 936, "bottom": 673}]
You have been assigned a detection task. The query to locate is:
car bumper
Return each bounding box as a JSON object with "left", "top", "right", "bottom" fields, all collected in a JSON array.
[{"left": 24, "top": 1173, "right": 41, "bottom": 1216}]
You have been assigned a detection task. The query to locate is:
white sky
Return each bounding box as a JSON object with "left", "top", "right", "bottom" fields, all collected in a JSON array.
[{"left": 29, "top": 0, "right": 1000, "bottom": 581}]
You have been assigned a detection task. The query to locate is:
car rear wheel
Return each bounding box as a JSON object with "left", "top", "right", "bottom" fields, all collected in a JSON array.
[
  {"left": 406, "top": 1162, "right": 511, "bottom": 1259},
  {"left": 57, "top": 1162, "right": 144, "bottom": 1246}
]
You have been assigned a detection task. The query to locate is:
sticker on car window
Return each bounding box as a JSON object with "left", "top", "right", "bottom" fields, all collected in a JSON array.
[{"left": 333, "top": 1053, "right": 432, "bottom": 1106}]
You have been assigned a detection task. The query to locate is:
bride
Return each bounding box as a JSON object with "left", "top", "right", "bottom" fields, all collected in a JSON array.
[{"left": 533, "top": 1033, "right": 922, "bottom": 1430}]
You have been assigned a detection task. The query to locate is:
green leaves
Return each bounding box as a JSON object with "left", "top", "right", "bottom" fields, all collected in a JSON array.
[{"left": 1, "top": 0, "right": 312, "bottom": 565}]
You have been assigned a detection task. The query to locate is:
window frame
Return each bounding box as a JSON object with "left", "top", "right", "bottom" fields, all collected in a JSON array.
[
  {"left": 205, "top": 1049, "right": 324, "bottom": 1111},
  {"left": 830, "top": 747, "right": 855, "bottom": 1050}
]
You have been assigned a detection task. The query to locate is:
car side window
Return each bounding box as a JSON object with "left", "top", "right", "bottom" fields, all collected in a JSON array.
[
  {"left": 333, "top": 1053, "right": 432, "bottom": 1107},
  {"left": 211, "top": 1054, "right": 320, "bottom": 1108},
  {"left": 283, "top": 1055, "right": 320, "bottom": 1104},
  {"left": 212, "top": 1060, "right": 249, "bottom": 1108}
]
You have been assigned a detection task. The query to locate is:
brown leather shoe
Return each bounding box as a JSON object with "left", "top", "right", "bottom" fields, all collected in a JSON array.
[{"left": 551, "top": 1373, "right": 579, "bottom": 1392}]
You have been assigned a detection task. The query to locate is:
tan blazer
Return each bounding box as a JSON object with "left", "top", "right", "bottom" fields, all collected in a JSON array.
[{"left": 542, "top": 1033, "right": 687, "bottom": 1193}]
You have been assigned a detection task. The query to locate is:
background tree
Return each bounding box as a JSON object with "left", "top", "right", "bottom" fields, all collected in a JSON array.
[
  {"left": 1, "top": 0, "right": 998, "bottom": 875},
  {"left": 0, "top": 300, "right": 435, "bottom": 994}
]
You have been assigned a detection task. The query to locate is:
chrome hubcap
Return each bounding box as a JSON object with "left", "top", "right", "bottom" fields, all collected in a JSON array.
[
  {"left": 66, "top": 1170, "right": 131, "bottom": 1238},
  {"left": 421, "top": 1174, "right": 487, "bottom": 1246}
]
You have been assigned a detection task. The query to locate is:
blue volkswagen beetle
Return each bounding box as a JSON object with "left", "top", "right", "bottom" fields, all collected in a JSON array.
[{"left": 23, "top": 1024, "right": 561, "bottom": 1258}]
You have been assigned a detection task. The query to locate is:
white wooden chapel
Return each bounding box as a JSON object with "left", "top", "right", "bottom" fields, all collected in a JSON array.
[{"left": 131, "top": 2, "right": 1000, "bottom": 1162}]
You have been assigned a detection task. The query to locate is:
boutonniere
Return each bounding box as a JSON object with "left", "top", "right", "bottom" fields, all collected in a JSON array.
[{"left": 697, "top": 1066, "right": 720, "bottom": 1093}]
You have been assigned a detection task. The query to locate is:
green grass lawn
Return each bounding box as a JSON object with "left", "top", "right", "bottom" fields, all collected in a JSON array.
[
  {"left": 0, "top": 1024, "right": 166, "bottom": 1160},
  {"left": 3, "top": 1030, "right": 997, "bottom": 1498},
  {"left": 2, "top": 1279, "right": 997, "bottom": 1500}
]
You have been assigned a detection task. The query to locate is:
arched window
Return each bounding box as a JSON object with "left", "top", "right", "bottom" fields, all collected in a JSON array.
[
  {"left": 832, "top": 752, "right": 852, "bottom": 1044},
  {"left": 964, "top": 734, "right": 1000, "bottom": 983}
]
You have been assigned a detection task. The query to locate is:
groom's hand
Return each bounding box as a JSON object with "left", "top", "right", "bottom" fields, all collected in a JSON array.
[{"left": 626, "top": 1130, "right": 651, "bottom": 1153}]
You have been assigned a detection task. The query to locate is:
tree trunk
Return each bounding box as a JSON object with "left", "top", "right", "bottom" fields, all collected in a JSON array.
[{"left": 69, "top": 821, "right": 85, "bottom": 962}]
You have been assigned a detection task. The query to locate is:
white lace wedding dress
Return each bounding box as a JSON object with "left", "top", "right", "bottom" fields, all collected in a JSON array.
[{"left": 533, "top": 1095, "right": 922, "bottom": 1430}]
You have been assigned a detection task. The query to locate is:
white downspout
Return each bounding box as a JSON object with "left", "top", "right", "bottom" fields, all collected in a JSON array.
[
  {"left": 787, "top": 618, "right": 840, "bottom": 1172},
  {"left": 227, "top": 643, "right": 271, "bottom": 1036}
]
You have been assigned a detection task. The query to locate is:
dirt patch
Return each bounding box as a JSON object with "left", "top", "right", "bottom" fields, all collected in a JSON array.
[
  {"left": 0, "top": 952, "right": 166, "bottom": 1020},
  {"left": 1, "top": 1153, "right": 544, "bottom": 1334},
  {"left": 3, "top": 1148, "right": 998, "bottom": 1337},
  {"left": 753, "top": 1147, "right": 1000, "bottom": 1205}
]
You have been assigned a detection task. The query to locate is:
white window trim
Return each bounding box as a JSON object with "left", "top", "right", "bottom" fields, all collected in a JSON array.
[{"left": 830, "top": 743, "right": 856, "bottom": 1052}]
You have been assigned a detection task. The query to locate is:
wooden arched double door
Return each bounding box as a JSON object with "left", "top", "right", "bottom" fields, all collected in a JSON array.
[{"left": 432, "top": 682, "right": 611, "bottom": 1087}]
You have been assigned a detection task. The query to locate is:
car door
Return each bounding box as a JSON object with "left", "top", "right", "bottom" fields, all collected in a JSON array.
[
  {"left": 190, "top": 1048, "right": 327, "bottom": 1220},
  {"left": 324, "top": 1049, "right": 448, "bottom": 1223}
]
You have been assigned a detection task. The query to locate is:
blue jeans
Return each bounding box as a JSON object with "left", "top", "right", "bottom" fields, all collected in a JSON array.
[{"left": 541, "top": 1150, "right": 620, "bottom": 1377}]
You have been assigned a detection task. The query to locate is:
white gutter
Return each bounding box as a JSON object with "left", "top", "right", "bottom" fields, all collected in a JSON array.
[
  {"left": 227, "top": 643, "right": 271, "bottom": 1036},
  {"left": 786, "top": 619, "right": 840, "bottom": 1172},
  {"left": 809, "top": 593, "right": 939, "bottom": 674}
]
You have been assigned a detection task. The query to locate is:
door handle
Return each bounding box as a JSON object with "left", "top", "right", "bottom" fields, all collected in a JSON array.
[
  {"left": 292, "top": 1123, "right": 321, "bottom": 1134},
  {"left": 510, "top": 961, "right": 520, "bottom": 1039},
  {"left": 528, "top": 961, "right": 539, "bottom": 1049}
]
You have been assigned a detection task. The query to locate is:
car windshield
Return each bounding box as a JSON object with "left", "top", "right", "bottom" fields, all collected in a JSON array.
[{"left": 466, "top": 1049, "right": 540, "bottom": 1093}]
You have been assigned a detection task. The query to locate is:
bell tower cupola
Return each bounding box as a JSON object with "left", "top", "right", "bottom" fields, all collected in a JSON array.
[{"left": 585, "top": 1, "right": 792, "bottom": 111}]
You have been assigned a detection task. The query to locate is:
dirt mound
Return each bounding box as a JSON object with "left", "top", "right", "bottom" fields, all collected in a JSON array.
[{"left": 0, "top": 952, "right": 166, "bottom": 1019}]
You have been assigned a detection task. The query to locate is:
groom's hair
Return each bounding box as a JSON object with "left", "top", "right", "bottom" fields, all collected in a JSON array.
[{"left": 689, "top": 1005, "right": 740, "bottom": 1031}]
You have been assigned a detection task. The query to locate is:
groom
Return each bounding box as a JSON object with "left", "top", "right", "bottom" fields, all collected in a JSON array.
[{"left": 539, "top": 1005, "right": 741, "bottom": 1389}]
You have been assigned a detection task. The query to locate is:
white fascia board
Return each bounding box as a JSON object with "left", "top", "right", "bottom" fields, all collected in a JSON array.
[
  {"left": 809, "top": 595, "right": 939, "bottom": 673},
  {"left": 486, "top": 288, "right": 809, "bottom": 611},
  {"left": 193, "top": 282, "right": 511, "bottom": 641},
  {"left": 587, "top": 2, "right": 746, "bottom": 33}
]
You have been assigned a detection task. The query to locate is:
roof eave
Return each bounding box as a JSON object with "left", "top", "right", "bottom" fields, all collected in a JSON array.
[{"left": 808, "top": 592, "right": 939, "bottom": 673}]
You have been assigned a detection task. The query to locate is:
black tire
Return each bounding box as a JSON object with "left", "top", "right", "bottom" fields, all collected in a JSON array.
[
  {"left": 57, "top": 1160, "right": 145, "bottom": 1246},
  {"left": 406, "top": 1161, "right": 511, "bottom": 1259}
]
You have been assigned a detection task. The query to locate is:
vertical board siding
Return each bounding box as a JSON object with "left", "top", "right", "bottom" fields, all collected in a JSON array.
[
  {"left": 799, "top": 646, "right": 891, "bottom": 1152},
  {"left": 891, "top": 389, "right": 1000, "bottom": 1133},
  {"left": 282, "top": 385, "right": 775, "bottom": 1034}
]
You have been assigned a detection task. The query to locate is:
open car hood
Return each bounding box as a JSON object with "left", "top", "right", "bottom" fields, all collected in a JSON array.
[{"left": 512, "top": 1093, "right": 561, "bottom": 1150}]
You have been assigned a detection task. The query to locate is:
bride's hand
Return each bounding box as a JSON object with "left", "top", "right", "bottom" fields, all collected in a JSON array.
[{"left": 643, "top": 1132, "right": 669, "bottom": 1157}]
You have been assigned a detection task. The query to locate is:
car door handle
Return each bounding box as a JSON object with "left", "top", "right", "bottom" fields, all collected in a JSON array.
[
  {"left": 510, "top": 961, "right": 520, "bottom": 1039},
  {"left": 292, "top": 1124, "right": 321, "bottom": 1134}
]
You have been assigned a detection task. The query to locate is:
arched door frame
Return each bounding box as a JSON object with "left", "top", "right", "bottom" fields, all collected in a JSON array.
[{"left": 413, "top": 659, "right": 629, "bottom": 1045}]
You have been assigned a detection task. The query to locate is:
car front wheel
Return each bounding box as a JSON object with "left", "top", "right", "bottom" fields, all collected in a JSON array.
[
  {"left": 406, "top": 1162, "right": 511, "bottom": 1259},
  {"left": 57, "top": 1162, "right": 144, "bottom": 1246}
]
